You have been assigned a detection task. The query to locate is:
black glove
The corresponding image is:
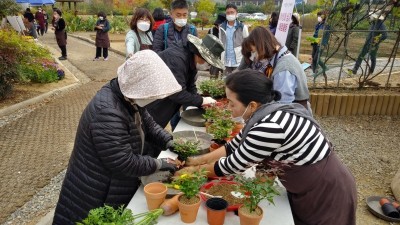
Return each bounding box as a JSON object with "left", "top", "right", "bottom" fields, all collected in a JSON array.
[{"left": 155, "top": 158, "right": 178, "bottom": 173}]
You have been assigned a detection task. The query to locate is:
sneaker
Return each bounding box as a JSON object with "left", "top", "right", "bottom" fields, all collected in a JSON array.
[
  {"left": 93, "top": 58, "right": 99, "bottom": 61},
  {"left": 59, "top": 56, "right": 67, "bottom": 60},
  {"left": 104, "top": 57, "right": 109, "bottom": 61}
]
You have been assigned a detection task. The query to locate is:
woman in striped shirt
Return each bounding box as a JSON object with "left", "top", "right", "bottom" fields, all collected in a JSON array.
[{"left": 183, "top": 69, "right": 357, "bottom": 225}]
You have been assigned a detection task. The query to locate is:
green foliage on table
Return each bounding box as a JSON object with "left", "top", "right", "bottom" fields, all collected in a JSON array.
[
  {"left": 173, "top": 139, "right": 200, "bottom": 161},
  {"left": 234, "top": 174, "right": 280, "bottom": 213},
  {"left": 207, "top": 118, "right": 235, "bottom": 140},
  {"left": 172, "top": 169, "right": 208, "bottom": 199},
  {"left": 77, "top": 205, "right": 164, "bottom": 225},
  {"left": 199, "top": 79, "right": 225, "bottom": 98},
  {"left": 203, "top": 104, "right": 231, "bottom": 122}
]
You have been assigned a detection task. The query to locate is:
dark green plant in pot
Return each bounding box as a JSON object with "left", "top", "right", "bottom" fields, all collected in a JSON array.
[
  {"left": 173, "top": 139, "right": 200, "bottom": 161},
  {"left": 199, "top": 79, "right": 225, "bottom": 98}
]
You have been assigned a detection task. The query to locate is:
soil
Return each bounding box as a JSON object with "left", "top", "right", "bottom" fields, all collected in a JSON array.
[
  {"left": 179, "top": 195, "right": 201, "bottom": 205},
  {"left": 204, "top": 182, "right": 245, "bottom": 206}
]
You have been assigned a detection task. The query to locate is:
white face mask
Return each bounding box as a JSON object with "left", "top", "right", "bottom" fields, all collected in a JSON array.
[
  {"left": 196, "top": 61, "right": 210, "bottom": 71},
  {"left": 250, "top": 51, "right": 258, "bottom": 61},
  {"left": 174, "top": 18, "right": 187, "bottom": 27},
  {"left": 231, "top": 105, "right": 249, "bottom": 124},
  {"left": 99, "top": 16, "right": 104, "bottom": 20},
  {"left": 317, "top": 16, "right": 322, "bottom": 23},
  {"left": 137, "top": 21, "right": 150, "bottom": 32},
  {"left": 226, "top": 14, "right": 236, "bottom": 22}
]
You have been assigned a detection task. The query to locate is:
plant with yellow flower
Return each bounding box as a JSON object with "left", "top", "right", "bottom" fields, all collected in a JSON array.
[{"left": 172, "top": 169, "right": 207, "bottom": 204}]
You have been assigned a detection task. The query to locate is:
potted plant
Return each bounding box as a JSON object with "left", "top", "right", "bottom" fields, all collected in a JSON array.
[
  {"left": 208, "top": 118, "right": 235, "bottom": 150},
  {"left": 199, "top": 79, "right": 226, "bottom": 99},
  {"left": 173, "top": 138, "right": 200, "bottom": 161},
  {"left": 77, "top": 204, "right": 163, "bottom": 225},
  {"left": 171, "top": 169, "right": 208, "bottom": 223},
  {"left": 234, "top": 173, "right": 281, "bottom": 225}
]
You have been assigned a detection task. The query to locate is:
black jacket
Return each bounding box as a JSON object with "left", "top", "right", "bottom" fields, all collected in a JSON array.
[
  {"left": 145, "top": 45, "right": 203, "bottom": 128},
  {"left": 53, "top": 78, "right": 172, "bottom": 225}
]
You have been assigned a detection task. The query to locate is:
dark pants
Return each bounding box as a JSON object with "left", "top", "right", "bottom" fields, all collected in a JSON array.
[
  {"left": 59, "top": 45, "right": 67, "bottom": 57},
  {"left": 45, "top": 22, "right": 48, "bottom": 33},
  {"left": 311, "top": 44, "right": 327, "bottom": 73},
  {"left": 96, "top": 47, "right": 108, "bottom": 59},
  {"left": 353, "top": 42, "right": 378, "bottom": 74},
  {"left": 37, "top": 26, "right": 44, "bottom": 36}
]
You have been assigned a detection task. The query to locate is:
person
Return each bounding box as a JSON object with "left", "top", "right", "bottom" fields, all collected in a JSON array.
[
  {"left": 311, "top": 11, "right": 329, "bottom": 74},
  {"left": 351, "top": 11, "right": 388, "bottom": 75},
  {"left": 35, "top": 7, "right": 45, "bottom": 36},
  {"left": 219, "top": 4, "right": 249, "bottom": 75},
  {"left": 182, "top": 69, "right": 357, "bottom": 225},
  {"left": 152, "top": 7, "right": 166, "bottom": 36},
  {"left": 43, "top": 9, "right": 49, "bottom": 33},
  {"left": 125, "top": 8, "right": 154, "bottom": 58},
  {"left": 93, "top": 12, "right": 111, "bottom": 61},
  {"left": 23, "top": 13, "right": 38, "bottom": 40},
  {"left": 52, "top": 50, "right": 182, "bottom": 225},
  {"left": 208, "top": 13, "right": 225, "bottom": 37},
  {"left": 145, "top": 34, "right": 224, "bottom": 129},
  {"left": 52, "top": 9, "right": 67, "bottom": 60},
  {"left": 268, "top": 12, "right": 279, "bottom": 35},
  {"left": 152, "top": 0, "right": 197, "bottom": 53},
  {"left": 23, "top": 8, "right": 34, "bottom": 24},
  {"left": 208, "top": 13, "right": 226, "bottom": 77},
  {"left": 285, "top": 13, "right": 300, "bottom": 57},
  {"left": 239, "top": 26, "right": 310, "bottom": 110}
]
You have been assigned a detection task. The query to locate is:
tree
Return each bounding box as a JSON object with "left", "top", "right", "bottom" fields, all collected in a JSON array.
[
  {"left": 313, "top": 0, "right": 399, "bottom": 88},
  {"left": 160, "top": 0, "right": 174, "bottom": 10},
  {"left": 195, "top": 0, "right": 216, "bottom": 14},
  {"left": 261, "top": 0, "right": 276, "bottom": 14},
  {"left": 143, "top": 0, "right": 164, "bottom": 12},
  {"left": 0, "top": 0, "right": 21, "bottom": 20},
  {"left": 240, "top": 3, "right": 263, "bottom": 14}
]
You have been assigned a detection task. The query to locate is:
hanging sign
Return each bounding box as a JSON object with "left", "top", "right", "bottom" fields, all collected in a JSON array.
[{"left": 275, "top": 0, "right": 295, "bottom": 46}]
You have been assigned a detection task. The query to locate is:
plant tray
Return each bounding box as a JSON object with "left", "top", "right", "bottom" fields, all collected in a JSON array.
[
  {"left": 181, "top": 108, "right": 206, "bottom": 127},
  {"left": 366, "top": 196, "right": 400, "bottom": 222},
  {"left": 173, "top": 131, "right": 212, "bottom": 155},
  {"left": 200, "top": 180, "right": 244, "bottom": 211}
]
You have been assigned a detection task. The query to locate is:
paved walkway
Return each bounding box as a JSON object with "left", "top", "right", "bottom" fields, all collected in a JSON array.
[{"left": 0, "top": 33, "right": 125, "bottom": 224}]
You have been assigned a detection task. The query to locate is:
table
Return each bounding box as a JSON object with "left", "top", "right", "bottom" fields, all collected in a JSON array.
[{"left": 127, "top": 119, "right": 295, "bottom": 225}]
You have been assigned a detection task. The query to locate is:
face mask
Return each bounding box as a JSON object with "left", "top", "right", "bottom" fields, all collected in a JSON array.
[
  {"left": 250, "top": 51, "right": 258, "bottom": 61},
  {"left": 231, "top": 105, "right": 249, "bottom": 124},
  {"left": 317, "top": 16, "right": 322, "bottom": 23},
  {"left": 99, "top": 16, "right": 104, "bottom": 20},
  {"left": 137, "top": 21, "right": 150, "bottom": 32},
  {"left": 226, "top": 14, "right": 236, "bottom": 22},
  {"left": 39, "top": 10, "right": 42, "bottom": 12},
  {"left": 174, "top": 18, "right": 187, "bottom": 27},
  {"left": 196, "top": 61, "right": 210, "bottom": 71}
]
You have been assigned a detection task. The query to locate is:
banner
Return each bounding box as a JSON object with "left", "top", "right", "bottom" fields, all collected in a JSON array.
[{"left": 274, "top": 0, "right": 295, "bottom": 46}]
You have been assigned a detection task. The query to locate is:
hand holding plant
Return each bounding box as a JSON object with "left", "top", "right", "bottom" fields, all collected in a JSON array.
[{"left": 173, "top": 139, "right": 200, "bottom": 161}]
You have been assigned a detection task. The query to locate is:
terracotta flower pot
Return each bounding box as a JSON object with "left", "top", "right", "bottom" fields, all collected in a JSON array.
[
  {"left": 178, "top": 195, "right": 201, "bottom": 223},
  {"left": 206, "top": 198, "right": 228, "bottom": 225},
  {"left": 232, "top": 123, "right": 244, "bottom": 134},
  {"left": 143, "top": 182, "right": 167, "bottom": 210},
  {"left": 238, "top": 205, "right": 264, "bottom": 225}
]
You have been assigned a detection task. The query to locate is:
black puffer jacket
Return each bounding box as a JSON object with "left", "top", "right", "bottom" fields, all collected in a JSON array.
[
  {"left": 145, "top": 45, "right": 203, "bottom": 128},
  {"left": 53, "top": 78, "right": 172, "bottom": 225}
]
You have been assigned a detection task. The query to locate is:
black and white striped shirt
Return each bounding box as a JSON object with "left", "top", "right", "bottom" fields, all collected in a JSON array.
[{"left": 215, "top": 111, "right": 331, "bottom": 176}]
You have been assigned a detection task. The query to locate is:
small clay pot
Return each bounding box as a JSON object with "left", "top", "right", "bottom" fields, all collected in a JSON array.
[
  {"left": 206, "top": 198, "right": 228, "bottom": 225},
  {"left": 143, "top": 182, "right": 167, "bottom": 210}
]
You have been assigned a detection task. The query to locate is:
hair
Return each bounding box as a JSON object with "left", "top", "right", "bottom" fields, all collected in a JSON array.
[
  {"left": 317, "top": 11, "right": 327, "bottom": 21},
  {"left": 225, "top": 69, "right": 281, "bottom": 105},
  {"left": 269, "top": 12, "right": 278, "bottom": 27},
  {"left": 26, "top": 8, "right": 31, "bottom": 12},
  {"left": 130, "top": 8, "right": 154, "bottom": 31},
  {"left": 225, "top": 3, "right": 237, "bottom": 11},
  {"left": 152, "top": 7, "right": 165, "bottom": 21},
  {"left": 292, "top": 15, "right": 299, "bottom": 26},
  {"left": 55, "top": 9, "right": 62, "bottom": 16},
  {"left": 241, "top": 26, "right": 281, "bottom": 64},
  {"left": 97, "top": 11, "right": 106, "bottom": 19},
  {"left": 171, "top": 0, "right": 189, "bottom": 11}
]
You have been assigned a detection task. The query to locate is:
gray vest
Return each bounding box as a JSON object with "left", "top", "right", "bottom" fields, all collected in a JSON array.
[
  {"left": 272, "top": 54, "right": 310, "bottom": 101},
  {"left": 219, "top": 21, "right": 245, "bottom": 48}
]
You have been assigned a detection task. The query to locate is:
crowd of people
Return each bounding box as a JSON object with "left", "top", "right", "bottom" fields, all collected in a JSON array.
[{"left": 41, "top": 1, "right": 358, "bottom": 224}]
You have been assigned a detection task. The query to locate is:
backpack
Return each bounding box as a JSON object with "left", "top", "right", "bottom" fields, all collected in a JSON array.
[{"left": 163, "top": 23, "right": 196, "bottom": 49}]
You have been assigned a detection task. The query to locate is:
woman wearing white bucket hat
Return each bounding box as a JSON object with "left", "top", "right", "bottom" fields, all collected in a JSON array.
[{"left": 53, "top": 50, "right": 182, "bottom": 225}]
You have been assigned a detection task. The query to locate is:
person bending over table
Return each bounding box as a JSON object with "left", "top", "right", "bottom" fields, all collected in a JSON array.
[{"left": 180, "top": 69, "right": 357, "bottom": 225}]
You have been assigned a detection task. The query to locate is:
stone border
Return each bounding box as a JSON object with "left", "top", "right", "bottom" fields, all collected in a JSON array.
[{"left": 310, "top": 93, "right": 400, "bottom": 116}]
